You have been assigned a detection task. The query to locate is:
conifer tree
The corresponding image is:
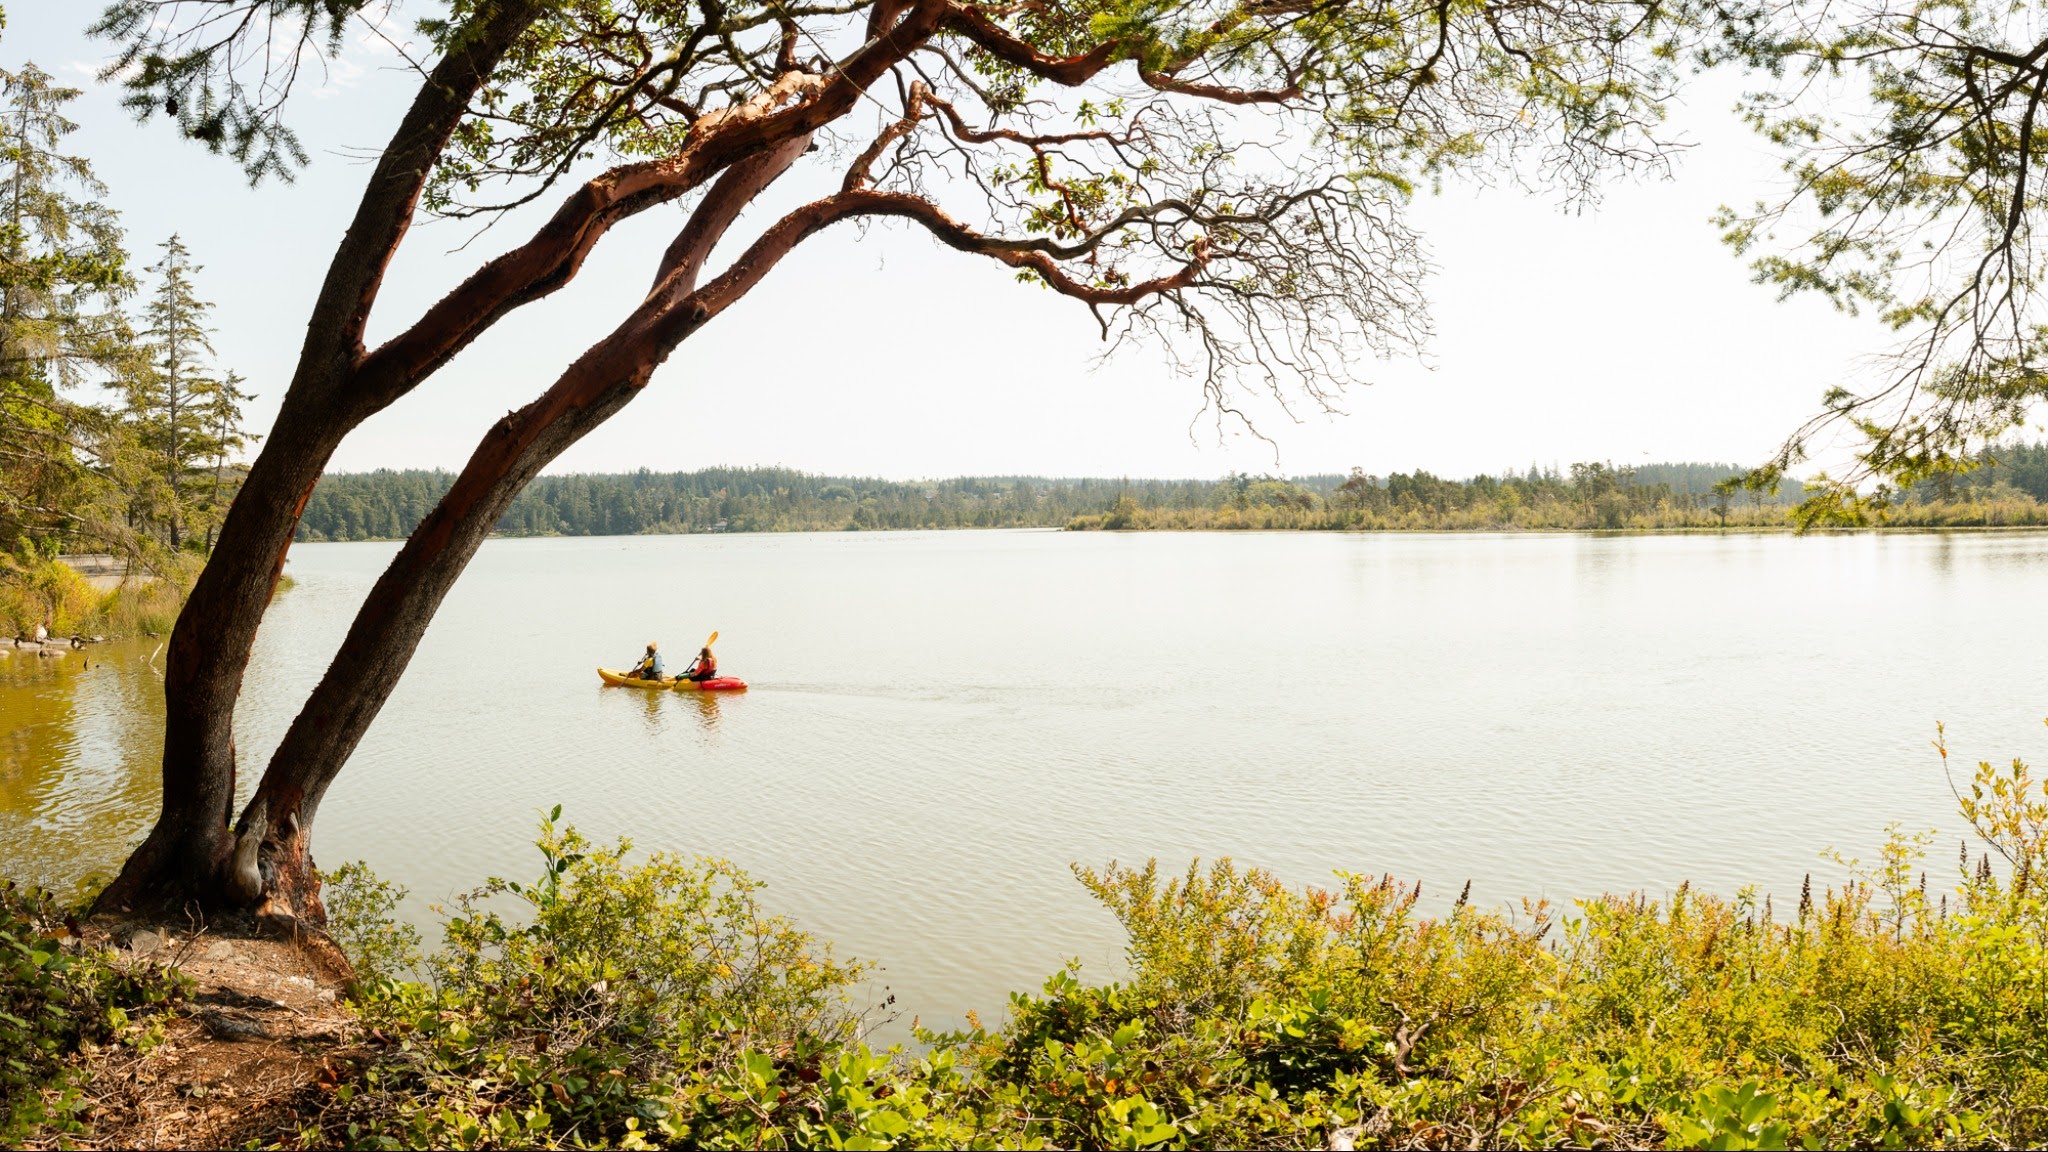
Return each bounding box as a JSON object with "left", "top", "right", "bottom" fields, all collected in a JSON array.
[
  {"left": 125, "top": 233, "right": 216, "bottom": 550},
  {"left": 0, "top": 60, "right": 131, "bottom": 555},
  {"left": 190, "top": 368, "right": 252, "bottom": 552}
]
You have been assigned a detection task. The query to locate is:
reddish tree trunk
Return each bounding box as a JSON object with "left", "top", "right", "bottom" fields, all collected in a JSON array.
[
  {"left": 95, "top": 409, "right": 346, "bottom": 916},
  {"left": 93, "top": 1, "right": 551, "bottom": 919}
]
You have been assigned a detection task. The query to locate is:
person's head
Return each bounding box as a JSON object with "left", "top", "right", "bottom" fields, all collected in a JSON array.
[
  {"left": 647, "top": 641, "right": 658, "bottom": 652},
  {"left": 700, "top": 647, "right": 712, "bottom": 659}
]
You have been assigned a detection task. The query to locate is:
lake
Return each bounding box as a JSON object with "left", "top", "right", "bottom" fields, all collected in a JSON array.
[{"left": 3, "top": 529, "right": 2043, "bottom": 1028}]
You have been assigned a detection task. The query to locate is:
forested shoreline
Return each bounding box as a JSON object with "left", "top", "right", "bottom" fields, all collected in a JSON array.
[
  {"left": 298, "top": 447, "right": 2048, "bottom": 541},
  {"left": 298, "top": 461, "right": 1812, "bottom": 540}
]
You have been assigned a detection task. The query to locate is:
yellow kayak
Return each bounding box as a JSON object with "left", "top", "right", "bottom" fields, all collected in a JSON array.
[{"left": 598, "top": 667, "right": 675, "bottom": 689}]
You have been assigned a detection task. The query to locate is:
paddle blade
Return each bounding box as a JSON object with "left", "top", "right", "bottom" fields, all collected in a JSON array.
[{"left": 704, "top": 630, "right": 718, "bottom": 650}]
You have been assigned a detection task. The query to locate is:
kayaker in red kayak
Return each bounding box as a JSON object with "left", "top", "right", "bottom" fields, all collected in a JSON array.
[{"left": 682, "top": 644, "right": 718, "bottom": 682}]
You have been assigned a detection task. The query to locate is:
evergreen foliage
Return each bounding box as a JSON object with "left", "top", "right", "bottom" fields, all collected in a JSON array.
[
  {"left": 120, "top": 234, "right": 249, "bottom": 550},
  {"left": 0, "top": 60, "right": 133, "bottom": 558},
  {"left": 0, "top": 27, "right": 251, "bottom": 635},
  {"left": 1704, "top": 0, "right": 2048, "bottom": 514},
  {"left": 297, "top": 469, "right": 1262, "bottom": 539}
]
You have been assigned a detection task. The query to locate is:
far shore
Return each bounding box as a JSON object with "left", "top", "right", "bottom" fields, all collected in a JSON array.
[{"left": 279, "top": 521, "right": 2048, "bottom": 545}]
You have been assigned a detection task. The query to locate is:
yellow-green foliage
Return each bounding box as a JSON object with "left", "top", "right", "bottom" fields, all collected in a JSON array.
[
  {"left": 91, "top": 576, "right": 184, "bottom": 638},
  {"left": 1, "top": 551, "right": 201, "bottom": 640},
  {"left": 318, "top": 810, "right": 871, "bottom": 1149},
  {"left": 934, "top": 810, "right": 2034, "bottom": 1149},
  {"left": 0, "top": 556, "right": 98, "bottom": 637},
  {"left": 1879, "top": 488, "right": 2048, "bottom": 528},
  {"left": 271, "top": 751, "right": 2048, "bottom": 1150},
  {"left": 321, "top": 861, "right": 423, "bottom": 986}
]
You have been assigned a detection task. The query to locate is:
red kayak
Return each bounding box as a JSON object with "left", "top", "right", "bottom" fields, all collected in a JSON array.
[{"left": 672, "top": 675, "right": 747, "bottom": 692}]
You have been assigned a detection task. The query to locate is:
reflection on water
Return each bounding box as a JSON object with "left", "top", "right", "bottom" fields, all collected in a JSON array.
[
  {"left": 0, "top": 639, "right": 164, "bottom": 891},
  {"left": 678, "top": 691, "right": 726, "bottom": 739},
  {"left": 606, "top": 684, "right": 728, "bottom": 739},
  {"left": 4, "top": 529, "right": 2048, "bottom": 1031}
]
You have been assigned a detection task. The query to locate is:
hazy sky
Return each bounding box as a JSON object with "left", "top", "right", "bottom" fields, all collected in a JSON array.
[{"left": 12, "top": 6, "right": 1898, "bottom": 481}]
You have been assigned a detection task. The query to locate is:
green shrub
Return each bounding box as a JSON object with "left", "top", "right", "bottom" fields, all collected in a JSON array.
[
  {"left": 0, "top": 550, "right": 201, "bottom": 641},
  {"left": 321, "top": 861, "right": 422, "bottom": 986},
  {"left": 0, "top": 555, "right": 97, "bottom": 637},
  {"left": 0, "top": 883, "right": 191, "bottom": 1144},
  {"left": 318, "top": 808, "right": 874, "bottom": 1149},
  {"left": 920, "top": 752, "right": 2048, "bottom": 1149},
  {"left": 266, "top": 743, "right": 2048, "bottom": 1149}
]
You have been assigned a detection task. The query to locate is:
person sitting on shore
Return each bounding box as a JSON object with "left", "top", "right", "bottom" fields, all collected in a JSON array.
[
  {"left": 633, "top": 642, "right": 664, "bottom": 680},
  {"left": 683, "top": 646, "right": 717, "bottom": 682}
]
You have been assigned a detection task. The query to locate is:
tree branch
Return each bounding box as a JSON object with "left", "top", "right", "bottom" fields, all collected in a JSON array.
[
  {"left": 350, "top": 0, "right": 952, "bottom": 414},
  {"left": 306, "top": 0, "right": 548, "bottom": 381}
]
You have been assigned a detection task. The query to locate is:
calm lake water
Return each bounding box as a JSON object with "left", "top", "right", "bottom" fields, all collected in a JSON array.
[{"left": 3, "top": 530, "right": 2044, "bottom": 1026}]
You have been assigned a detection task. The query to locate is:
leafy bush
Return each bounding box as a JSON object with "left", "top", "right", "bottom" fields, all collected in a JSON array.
[
  {"left": 290, "top": 748, "right": 2048, "bottom": 1150},
  {"left": 0, "top": 550, "right": 197, "bottom": 640},
  {"left": 321, "top": 861, "right": 422, "bottom": 986},
  {"left": 0, "top": 883, "right": 191, "bottom": 1144},
  {"left": 0, "top": 554, "right": 97, "bottom": 637},
  {"left": 315, "top": 808, "right": 873, "bottom": 1148},
  {"left": 918, "top": 751, "right": 2048, "bottom": 1149}
]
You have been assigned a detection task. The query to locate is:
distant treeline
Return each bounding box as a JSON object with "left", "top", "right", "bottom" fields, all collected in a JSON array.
[
  {"left": 296, "top": 468, "right": 1267, "bottom": 540},
  {"left": 295, "top": 462, "right": 1820, "bottom": 541},
  {"left": 1071, "top": 462, "right": 1809, "bottom": 531},
  {"left": 1888, "top": 442, "right": 2048, "bottom": 526},
  {"left": 1943, "top": 443, "right": 2048, "bottom": 497}
]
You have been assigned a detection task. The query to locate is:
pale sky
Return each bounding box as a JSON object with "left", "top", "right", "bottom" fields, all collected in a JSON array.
[{"left": 12, "top": 5, "right": 1898, "bottom": 481}]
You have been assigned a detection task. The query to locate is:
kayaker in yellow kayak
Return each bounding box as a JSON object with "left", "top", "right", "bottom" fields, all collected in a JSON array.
[
  {"left": 631, "top": 641, "right": 665, "bottom": 681},
  {"left": 681, "top": 644, "right": 717, "bottom": 682}
]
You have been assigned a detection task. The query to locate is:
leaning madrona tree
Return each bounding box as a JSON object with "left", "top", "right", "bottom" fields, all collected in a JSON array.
[{"left": 90, "top": 0, "right": 1684, "bottom": 920}]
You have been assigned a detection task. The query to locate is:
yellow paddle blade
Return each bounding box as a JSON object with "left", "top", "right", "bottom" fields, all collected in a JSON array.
[{"left": 704, "top": 630, "right": 718, "bottom": 650}]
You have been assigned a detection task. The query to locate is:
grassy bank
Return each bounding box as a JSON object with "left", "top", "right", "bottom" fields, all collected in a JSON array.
[
  {"left": 1065, "top": 496, "right": 1801, "bottom": 532},
  {"left": 1066, "top": 489, "right": 2048, "bottom": 532},
  {"left": 0, "top": 555, "right": 190, "bottom": 640},
  {"left": 9, "top": 747, "right": 2048, "bottom": 1148}
]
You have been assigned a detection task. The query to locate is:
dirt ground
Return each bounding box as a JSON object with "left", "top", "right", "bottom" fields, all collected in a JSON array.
[{"left": 27, "top": 919, "right": 366, "bottom": 1151}]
